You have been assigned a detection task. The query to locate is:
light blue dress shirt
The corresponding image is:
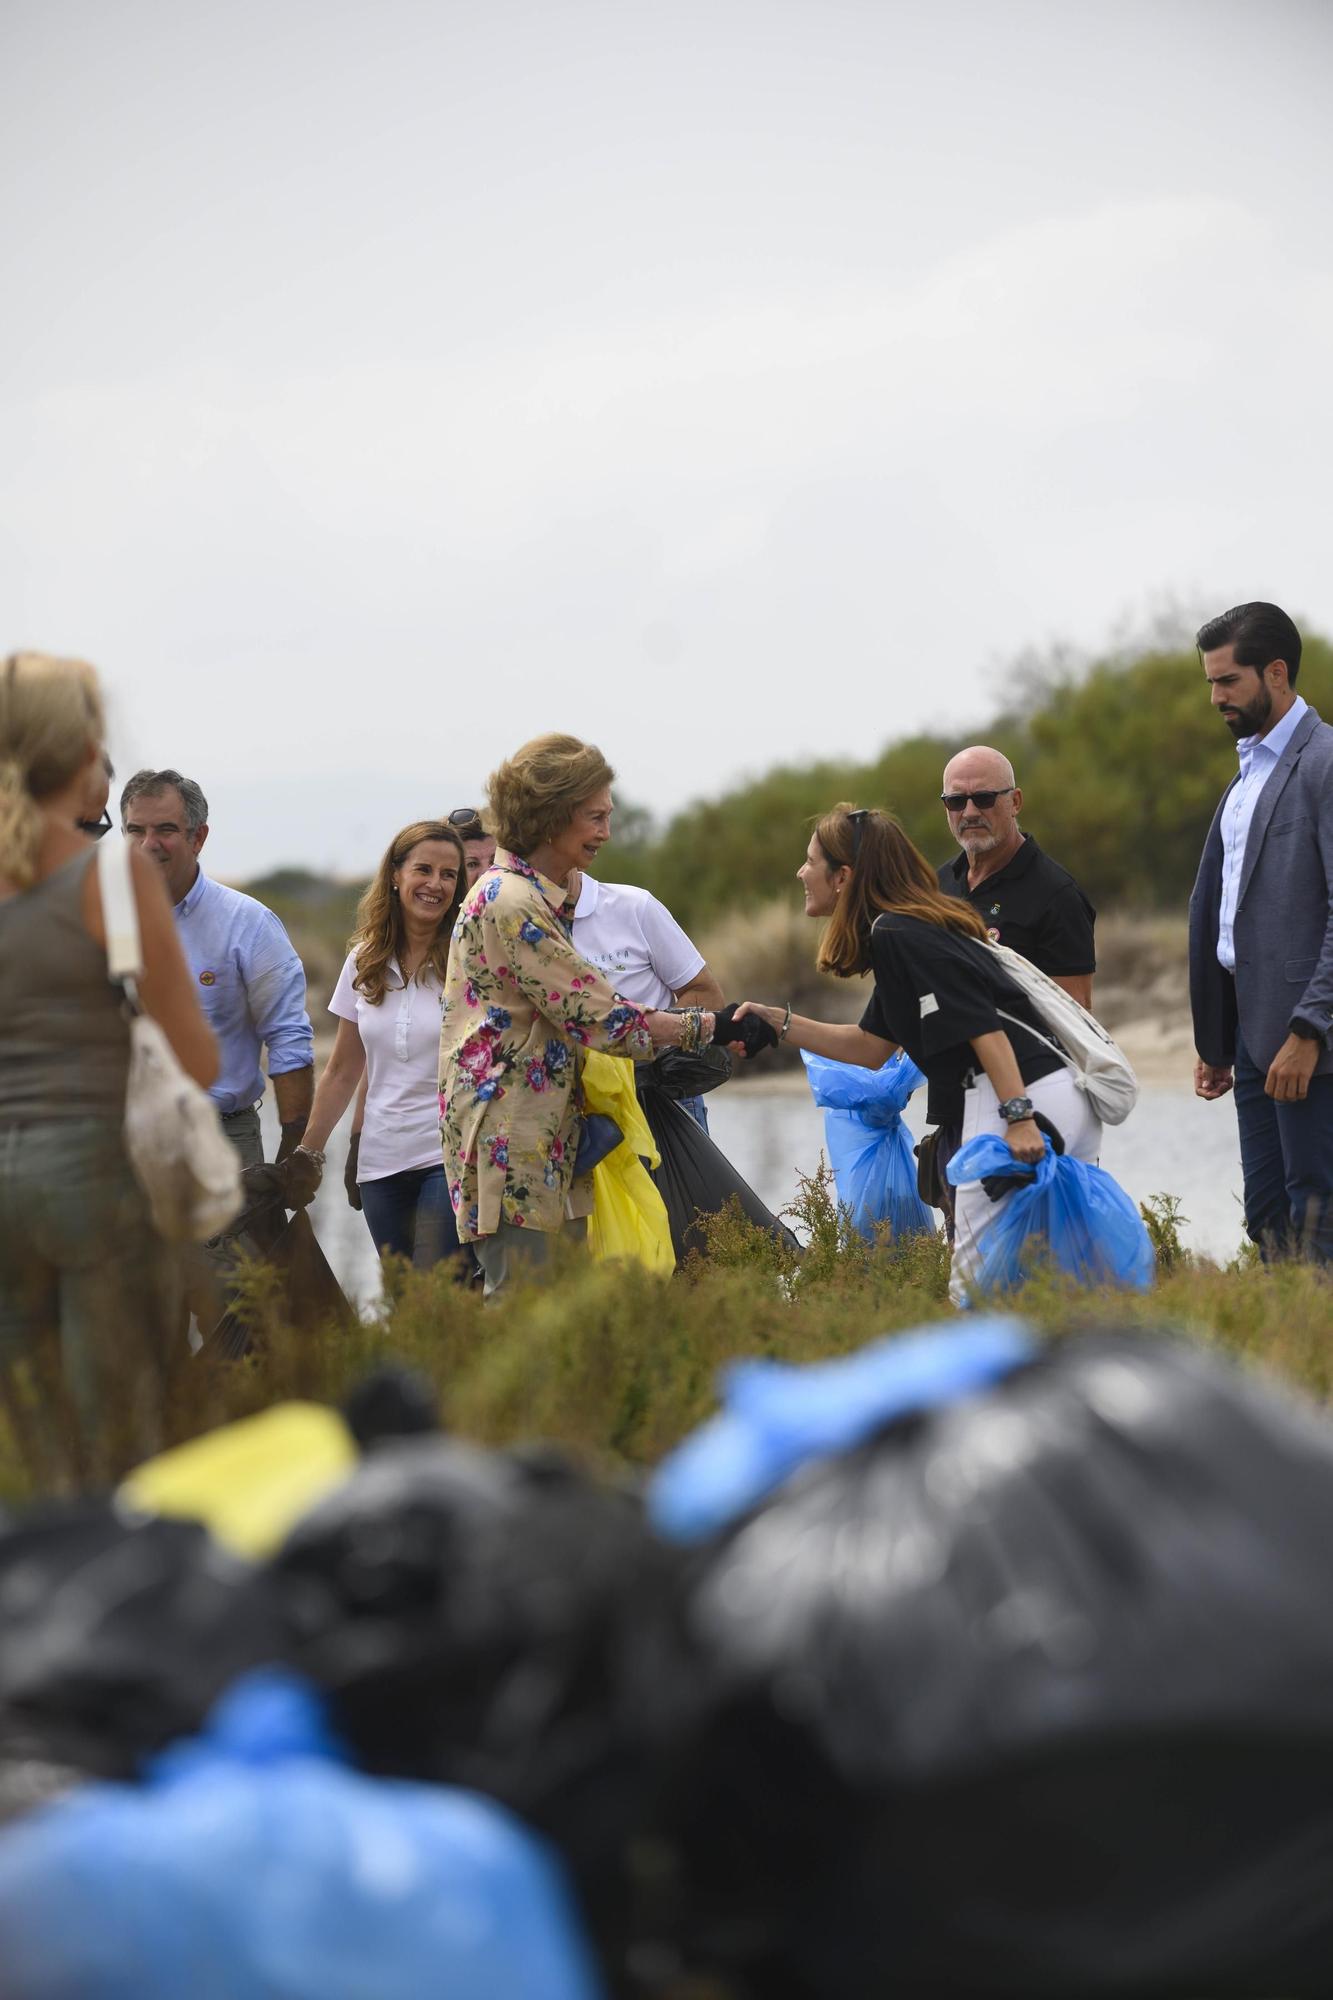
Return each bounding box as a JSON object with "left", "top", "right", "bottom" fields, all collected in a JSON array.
[
  {"left": 1216, "top": 695, "right": 1307, "bottom": 972},
  {"left": 172, "top": 870, "right": 314, "bottom": 1113}
]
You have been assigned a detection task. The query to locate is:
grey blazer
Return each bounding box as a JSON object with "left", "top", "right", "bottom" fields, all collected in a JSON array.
[{"left": 1188, "top": 705, "right": 1333, "bottom": 1076}]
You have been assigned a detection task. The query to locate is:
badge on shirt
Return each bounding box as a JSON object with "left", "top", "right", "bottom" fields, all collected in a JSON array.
[
  {"left": 920, "top": 992, "right": 939, "bottom": 1017},
  {"left": 198, "top": 969, "right": 217, "bottom": 986},
  {"left": 987, "top": 927, "right": 1001, "bottom": 943}
]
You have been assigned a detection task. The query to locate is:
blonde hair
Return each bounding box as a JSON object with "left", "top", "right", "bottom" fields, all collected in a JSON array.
[
  {"left": 486, "top": 734, "right": 615, "bottom": 857},
  {"left": 0, "top": 652, "right": 105, "bottom": 888},
  {"left": 814, "top": 801, "right": 987, "bottom": 978},
  {"left": 351, "top": 820, "right": 468, "bottom": 1005}
]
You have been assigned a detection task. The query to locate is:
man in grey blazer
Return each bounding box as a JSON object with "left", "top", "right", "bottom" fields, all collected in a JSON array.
[{"left": 1189, "top": 601, "right": 1333, "bottom": 1262}]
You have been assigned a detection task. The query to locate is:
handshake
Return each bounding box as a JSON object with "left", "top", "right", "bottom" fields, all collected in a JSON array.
[{"left": 712, "top": 1002, "right": 781, "bottom": 1059}]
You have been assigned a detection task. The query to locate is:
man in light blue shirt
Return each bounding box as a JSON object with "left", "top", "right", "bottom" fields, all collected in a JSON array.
[
  {"left": 121, "top": 768, "right": 315, "bottom": 1326},
  {"left": 1189, "top": 603, "right": 1333, "bottom": 1263}
]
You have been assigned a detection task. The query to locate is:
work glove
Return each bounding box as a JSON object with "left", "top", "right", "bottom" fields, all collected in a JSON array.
[
  {"left": 271, "top": 1146, "right": 324, "bottom": 1210},
  {"left": 711, "top": 1002, "right": 780, "bottom": 1058},
  {"left": 981, "top": 1111, "right": 1065, "bottom": 1201},
  {"left": 344, "top": 1132, "right": 363, "bottom": 1211}
]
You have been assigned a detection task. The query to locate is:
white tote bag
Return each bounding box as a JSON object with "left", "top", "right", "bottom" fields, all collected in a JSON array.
[
  {"left": 985, "top": 939, "right": 1139, "bottom": 1127},
  {"left": 98, "top": 837, "right": 243, "bottom": 1243}
]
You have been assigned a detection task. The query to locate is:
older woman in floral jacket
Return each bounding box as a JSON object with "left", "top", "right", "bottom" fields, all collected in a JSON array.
[{"left": 440, "top": 733, "right": 728, "bottom": 1295}]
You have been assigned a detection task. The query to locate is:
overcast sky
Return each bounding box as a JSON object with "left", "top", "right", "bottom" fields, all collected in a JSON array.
[{"left": 4, "top": 0, "right": 1331, "bottom": 879}]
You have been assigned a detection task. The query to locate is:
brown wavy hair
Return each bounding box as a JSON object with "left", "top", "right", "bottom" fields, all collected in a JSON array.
[
  {"left": 351, "top": 820, "right": 468, "bottom": 1005},
  {"left": 486, "top": 734, "right": 615, "bottom": 857},
  {"left": 814, "top": 801, "right": 988, "bottom": 978}
]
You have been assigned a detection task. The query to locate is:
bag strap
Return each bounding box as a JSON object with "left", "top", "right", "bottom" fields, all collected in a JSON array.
[
  {"left": 995, "top": 1006, "right": 1078, "bottom": 1077},
  {"left": 97, "top": 835, "right": 144, "bottom": 988}
]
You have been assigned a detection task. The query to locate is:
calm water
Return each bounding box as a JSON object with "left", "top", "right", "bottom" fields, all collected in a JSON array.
[{"left": 264, "top": 1082, "right": 1246, "bottom": 1308}]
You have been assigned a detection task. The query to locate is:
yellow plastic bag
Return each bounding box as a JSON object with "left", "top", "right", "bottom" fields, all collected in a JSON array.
[
  {"left": 120, "top": 1402, "right": 357, "bottom": 1558},
  {"left": 581, "top": 1050, "right": 675, "bottom": 1274}
]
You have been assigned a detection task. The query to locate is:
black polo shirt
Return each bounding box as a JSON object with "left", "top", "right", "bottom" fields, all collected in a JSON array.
[
  {"left": 859, "top": 912, "right": 1064, "bottom": 1127},
  {"left": 937, "top": 834, "right": 1096, "bottom": 976}
]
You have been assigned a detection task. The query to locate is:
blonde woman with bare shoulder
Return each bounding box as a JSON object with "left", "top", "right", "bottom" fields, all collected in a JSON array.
[{"left": 0, "top": 653, "right": 217, "bottom": 1471}]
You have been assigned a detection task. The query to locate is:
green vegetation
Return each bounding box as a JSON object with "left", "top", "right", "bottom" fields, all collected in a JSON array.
[
  {"left": 4, "top": 1174, "right": 1328, "bottom": 1503},
  {"left": 238, "top": 631, "right": 1332, "bottom": 1014},
  {"left": 606, "top": 630, "right": 1333, "bottom": 932}
]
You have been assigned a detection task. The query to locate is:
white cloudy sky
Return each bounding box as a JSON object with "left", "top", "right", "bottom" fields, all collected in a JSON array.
[{"left": 4, "top": 0, "right": 1331, "bottom": 878}]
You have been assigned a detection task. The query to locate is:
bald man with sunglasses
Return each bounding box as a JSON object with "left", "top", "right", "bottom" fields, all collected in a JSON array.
[{"left": 936, "top": 745, "right": 1096, "bottom": 1010}]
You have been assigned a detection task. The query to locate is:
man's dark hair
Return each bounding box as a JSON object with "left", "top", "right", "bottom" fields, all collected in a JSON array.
[
  {"left": 120, "top": 767, "right": 209, "bottom": 831},
  {"left": 1196, "top": 602, "right": 1302, "bottom": 687}
]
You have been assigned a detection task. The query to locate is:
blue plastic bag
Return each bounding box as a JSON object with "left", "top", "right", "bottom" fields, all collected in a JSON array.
[
  {"left": 649, "top": 1318, "right": 1035, "bottom": 1541},
  {"left": 946, "top": 1133, "right": 1154, "bottom": 1295},
  {"left": 802, "top": 1049, "right": 934, "bottom": 1240},
  {"left": 0, "top": 1670, "right": 603, "bottom": 2000}
]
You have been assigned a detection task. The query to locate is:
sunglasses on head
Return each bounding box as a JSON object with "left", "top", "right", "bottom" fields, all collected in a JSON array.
[
  {"left": 78, "top": 808, "right": 113, "bottom": 840},
  {"left": 446, "top": 807, "right": 485, "bottom": 836},
  {"left": 940, "top": 787, "right": 1014, "bottom": 812},
  {"left": 846, "top": 807, "right": 871, "bottom": 864}
]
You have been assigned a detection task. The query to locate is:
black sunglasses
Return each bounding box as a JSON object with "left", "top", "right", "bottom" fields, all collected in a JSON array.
[
  {"left": 940, "top": 787, "right": 1015, "bottom": 812},
  {"left": 446, "top": 807, "right": 485, "bottom": 835},
  {"left": 847, "top": 807, "right": 871, "bottom": 865},
  {"left": 78, "top": 808, "right": 113, "bottom": 840}
]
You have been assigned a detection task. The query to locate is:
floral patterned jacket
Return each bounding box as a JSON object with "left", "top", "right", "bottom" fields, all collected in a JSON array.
[{"left": 438, "top": 849, "right": 653, "bottom": 1240}]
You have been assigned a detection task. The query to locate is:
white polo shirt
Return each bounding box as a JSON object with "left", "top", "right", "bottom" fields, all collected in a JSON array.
[
  {"left": 329, "top": 951, "right": 444, "bottom": 1182},
  {"left": 571, "top": 877, "right": 706, "bottom": 1011}
]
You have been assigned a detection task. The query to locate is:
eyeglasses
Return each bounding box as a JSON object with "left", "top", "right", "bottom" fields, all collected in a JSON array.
[
  {"left": 78, "top": 808, "right": 113, "bottom": 840},
  {"left": 847, "top": 807, "right": 871, "bottom": 865},
  {"left": 446, "top": 807, "right": 485, "bottom": 836},
  {"left": 940, "top": 787, "right": 1015, "bottom": 812}
]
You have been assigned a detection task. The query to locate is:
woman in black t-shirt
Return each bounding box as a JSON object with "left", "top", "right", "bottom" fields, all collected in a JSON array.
[{"left": 734, "top": 803, "right": 1103, "bottom": 1299}]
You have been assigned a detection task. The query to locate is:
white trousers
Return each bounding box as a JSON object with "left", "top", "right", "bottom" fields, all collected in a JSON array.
[{"left": 949, "top": 1067, "right": 1103, "bottom": 1306}]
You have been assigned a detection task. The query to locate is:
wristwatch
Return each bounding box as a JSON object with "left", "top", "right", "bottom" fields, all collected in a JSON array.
[
  {"left": 1289, "top": 1017, "right": 1323, "bottom": 1042},
  {"left": 997, "top": 1095, "right": 1036, "bottom": 1124}
]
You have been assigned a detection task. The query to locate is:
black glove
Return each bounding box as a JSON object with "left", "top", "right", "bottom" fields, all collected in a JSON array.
[
  {"left": 271, "top": 1146, "right": 323, "bottom": 1210},
  {"left": 981, "top": 1111, "right": 1065, "bottom": 1200},
  {"left": 711, "top": 1002, "right": 780, "bottom": 1058},
  {"left": 344, "top": 1132, "right": 363, "bottom": 1212}
]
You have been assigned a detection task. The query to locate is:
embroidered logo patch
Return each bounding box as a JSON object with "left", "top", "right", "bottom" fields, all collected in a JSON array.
[
  {"left": 987, "top": 927, "right": 1002, "bottom": 943},
  {"left": 198, "top": 969, "right": 217, "bottom": 986},
  {"left": 920, "top": 992, "right": 939, "bottom": 1018}
]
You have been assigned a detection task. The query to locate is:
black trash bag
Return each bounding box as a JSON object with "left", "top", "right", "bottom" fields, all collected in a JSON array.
[
  {"left": 637, "top": 1084, "right": 799, "bottom": 1263},
  {"left": 269, "top": 1436, "right": 680, "bottom": 1964},
  {"left": 0, "top": 1502, "right": 294, "bottom": 1795},
  {"left": 643, "top": 1333, "right": 1333, "bottom": 1997},
  {"left": 209, "top": 1202, "right": 356, "bottom": 1359},
  {"left": 341, "top": 1364, "right": 440, "bottom": 1451},
  {"left": 639, "top": 1044, "right": 733, "bottom": 1100}
]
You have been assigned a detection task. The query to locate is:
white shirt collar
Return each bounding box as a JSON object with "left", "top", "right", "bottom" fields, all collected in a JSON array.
[
  {"left": 573, "top": 874, "right": 600, "bottom": 919},
  {"left": 1238, "top": 693, "right": 1306, "bottom": 769}
]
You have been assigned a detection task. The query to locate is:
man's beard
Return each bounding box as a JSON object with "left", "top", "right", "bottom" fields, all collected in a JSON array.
[
  {"left": 960, "top": 823, "right": 999, "bottom": 853},
  {"left": 1224, "top": 686, "right": 1273, "bottom": 739}
]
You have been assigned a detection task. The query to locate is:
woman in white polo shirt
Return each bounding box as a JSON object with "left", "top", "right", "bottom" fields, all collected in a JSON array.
[{"left": 292, "top": 819, "right": 468, "bottom": 1268}]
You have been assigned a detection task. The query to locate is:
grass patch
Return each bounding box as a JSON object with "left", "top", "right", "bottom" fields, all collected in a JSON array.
[{"left": 1, "top": 1170, "right": 1328, "bottom": 1503}]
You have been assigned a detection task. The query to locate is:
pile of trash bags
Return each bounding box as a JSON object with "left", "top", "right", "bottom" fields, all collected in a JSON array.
[{"left": 3, "top": 1333, "right": 1333, "bottom": 1996}]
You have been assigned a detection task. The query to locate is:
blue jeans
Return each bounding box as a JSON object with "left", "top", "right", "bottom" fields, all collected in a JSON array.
[
  {"left": 1234, "top": 1033, "right": 1333, "bottom": 1263},
  {"left": 679, "top": 1094, "right": 710, "bottom": 1133},
  {"left": 0, "top": 1116, "right": 180, "bottom": 1476},
  {"left": 360, "top": 1165, "right": 467, "bottom": 1270}
]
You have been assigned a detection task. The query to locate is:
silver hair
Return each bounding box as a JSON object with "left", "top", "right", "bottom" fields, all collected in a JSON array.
[{"left": 120, "top": 767, "right": 209, "bottom": 832}]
